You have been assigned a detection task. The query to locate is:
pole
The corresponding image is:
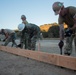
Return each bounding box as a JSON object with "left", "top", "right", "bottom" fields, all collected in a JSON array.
[{"left": 38, "top": 39, "right": 40, "bottom": 51}]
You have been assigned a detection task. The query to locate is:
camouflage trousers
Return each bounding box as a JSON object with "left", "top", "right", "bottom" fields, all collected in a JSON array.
[
  {"left": 21, "top": 34, "right": 38, "bottom": 50},
  {"left": 64, "top": 34, "right": 76, "bottom": 55},
  {"left": 30, "top": 35, "right": 38, "bottom": 50}
]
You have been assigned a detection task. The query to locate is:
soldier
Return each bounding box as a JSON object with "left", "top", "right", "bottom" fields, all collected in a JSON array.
[
  {"left": 52, "top": 2, "right": 76, "bottom": 55},
  {"left": 18, "top": 23, "right": 41, "bottom": 50},
  {"left": 0, "top": 29, "right": 17, "bottom": 47},
  {"left": 21, "top": 15, "right": 28, "bottom": 24},
  {"left": 18, "top": 16, "right": 41, "bottom": 50}
]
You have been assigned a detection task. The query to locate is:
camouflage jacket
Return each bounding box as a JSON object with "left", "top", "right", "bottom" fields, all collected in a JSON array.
[{"left": 21, "top": 23, "right": 41, "bottom": 39}]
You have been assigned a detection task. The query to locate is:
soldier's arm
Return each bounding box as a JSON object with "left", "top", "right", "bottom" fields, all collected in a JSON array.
[
  {"left": 58, "top": 15, "right": 65, "bottom": 54},
  {"left": 3, "top": 32, "right": 9, "bottom": 41},
  {"left": 3, "top": 30, "right": 9, "bottom": 39},
  {"left": 5, "top": 33, "right": 9, "bottom": 38},
  {"left": 59, "top": 24, "right": 65, "bottom": 41},
  {"left": 58, "top": 17, "right": 65, "bottom": 41}
]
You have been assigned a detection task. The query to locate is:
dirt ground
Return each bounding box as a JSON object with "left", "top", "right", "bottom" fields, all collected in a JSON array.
[
  {"left": 0, "top": 51, "right": 76, "bottom": 75},
  {"left": 0, "top": 39, "right": 76, "bottom": 75}
]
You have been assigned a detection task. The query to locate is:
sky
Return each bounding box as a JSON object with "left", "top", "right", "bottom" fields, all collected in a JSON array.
[{"left": 0, "top": 0, "right": 76, "bottom": 30}]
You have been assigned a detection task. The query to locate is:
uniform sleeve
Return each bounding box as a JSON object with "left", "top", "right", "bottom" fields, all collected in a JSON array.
[
  {"left": 58, "top": 16, "right": 64, "bottom": 24},
  {"left": 58, "top": 16, "right": 65, "bottom": 40},
  {"left": 33, "top": 25, "right": 40, "bottom": 35}
]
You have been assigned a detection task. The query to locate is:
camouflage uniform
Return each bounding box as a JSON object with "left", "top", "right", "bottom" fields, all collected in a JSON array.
[
  {"left": 58, "top": 6, "right": 76, "bottom": 54},
  {"left": 20, "top": 23, "right": 41, "bottom": 50}
]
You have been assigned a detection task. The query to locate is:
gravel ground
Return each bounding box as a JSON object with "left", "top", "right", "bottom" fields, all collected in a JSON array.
[{"left": 0, "top": 39, "right": 76, "bottom": 75}]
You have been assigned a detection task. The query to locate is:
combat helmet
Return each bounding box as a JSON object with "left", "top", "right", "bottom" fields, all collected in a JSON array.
[
  {"left": 52, "top": 2, "right": 64, "bottom": 15},
  {"left": 21, "top": 15, "right": 26, "bottom": 19},
  {"left": 18, "top": 23, "right": 25, "bottom": 31}
]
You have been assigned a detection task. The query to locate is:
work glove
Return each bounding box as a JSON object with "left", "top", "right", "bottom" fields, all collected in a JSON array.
[
  {"left": 2, "top": 39, "right": 6, "bottom": 42},
  {"left": 64, "top": 29, "right": 73, "bottom": 37},
  {"left": 58, "top": 40, "right": 64, "bottom": 49},
  {"left": 17, "top": 44, "right": 22, "bottom": 48}
]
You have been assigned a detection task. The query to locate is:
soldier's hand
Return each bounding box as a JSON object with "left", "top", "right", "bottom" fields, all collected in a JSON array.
[
  {"left": 58, "top": 40, "right": 64, "bottom": 49},
  {"left": 64, "top": 29, "right": 73, "bottom": 37},
  {"left": 3, "top": 39, "right": 6, "bottom": 42},
  {"left": 17, "top": 44, "right": 21, "bottom": 47}
]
